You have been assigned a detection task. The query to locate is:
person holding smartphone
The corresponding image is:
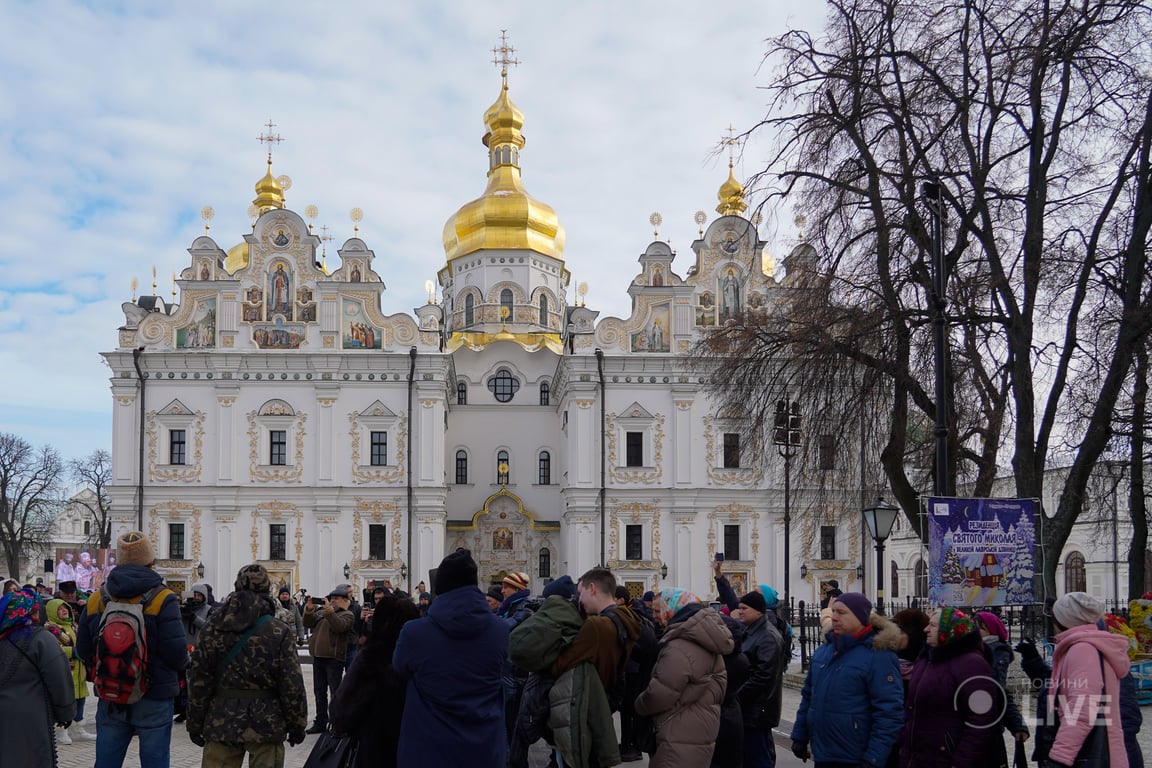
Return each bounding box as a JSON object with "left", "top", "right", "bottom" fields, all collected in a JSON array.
[{"left": 303, "top": 587, "right": 355, "bottom": 734}]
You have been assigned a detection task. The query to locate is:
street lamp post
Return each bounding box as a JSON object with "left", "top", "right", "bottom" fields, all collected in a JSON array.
[
  {"left": 773, "top": 398, "right": 801, "bottom": 620},
  {"left": 861, "top": 497, "right": 899, "bottom": 615},
  {"left": 921, "top": 180, "right": 950, "bottom": 497}
]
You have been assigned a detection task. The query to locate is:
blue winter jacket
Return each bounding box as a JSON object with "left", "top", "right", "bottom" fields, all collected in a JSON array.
[
  {"left": 790, "top": 615, "right": 904, "bottom": 768},
  {"left": 76, "top": 564, "right": 189, "bottom": 700},
  {"left": 393, "top": 585, "right": 510, "bottom": 768}
]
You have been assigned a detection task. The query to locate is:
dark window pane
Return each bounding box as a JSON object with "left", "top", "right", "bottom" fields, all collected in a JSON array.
[
  {"left": 270, "top": 430, "right": 287, "bottom": 466},
  {"left": 626, "top": 431, "right": 643, "bottom": 467},
  {"left": 457, "top": 381, "right": 467, "bottom": 405},
  {"left": 270, "top": 523, "right": 287, "bottom": 561},
  {"left": 723, "top": 524, "right": 740, "bottom": 561},
  {"left": 488, "top": 369, "right": 520, "bottom": 403},
  {"left": 539, "top": 295, "right": 548, "bottom": 326},
  {"left": 540, "top": 382, "right": 550, "bottom": 406},
  {"left": 1065, "top": 551, "right": 1086, "bottom": 593},
  {"left": 497, "top": 450, "right": 510, "bottom": 484},
  {"left": 820, "top": 525, "right": 836, "bottom": 560},
  {"left": 626, "top": 524, "right": 643, "bottom": 561},
  {"left": 169, "top": 524, "right": 185, "bottom": 560},
  {"left": 465, "top": 294, "right": 475, "bottom": 326},
  {"left": 539, "top": 548, "right": 551, "bottom": 578},
  {"left": 455, "top": 450, "right": 468, "bottom": 484},
  {"left": 890, "top": 561, "right": 900, "bottom": 598},
  {"left": 723, "top": 433, "right": 740, "bottom": 468},
  {"left": 368, "top": 524, "right": 387, "bottom": 560},
  {"left": 538, "top": 451, "right": 551, "bottom": 485},
  {"left": 819, "top": 434, "right": 836, "bottom": 470},
  {"left": 170, "top": 429, "right": 186, "bottom": 465},
  {"left": 500, "top": 288, "right": 514, "bottom": 321},
  {"left": 370, "top": 431, "right": 387, "bottom": 466}
]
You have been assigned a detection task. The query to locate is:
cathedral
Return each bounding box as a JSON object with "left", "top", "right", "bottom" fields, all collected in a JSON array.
[{"left": 102, "top": 55, "right": 871, "bottom": 603}]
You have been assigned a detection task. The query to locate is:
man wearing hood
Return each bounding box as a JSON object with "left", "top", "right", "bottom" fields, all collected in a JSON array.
[
  {"left": 393, "top": 548, "right": 509, "bottom": 768},
  {"left": 186, "top": 564, "right": 307, "bottom": 767},
  {"left": 181, "top": 583, "right": 213, "bottom": 646},
  {"left": 77, "top": 531, "right": 189, "bottom": 768}
]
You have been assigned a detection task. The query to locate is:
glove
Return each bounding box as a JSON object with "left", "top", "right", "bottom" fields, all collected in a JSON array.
[
  {"left": 288, "top": 729, "right": 307, "bottom": 747},
  {"left": 189, "top": 732, "right": 206, "bottom": 747},
  {"left": 791, "top": 740, "right": 810, "bottom": 761},
  {"left": 1015, "top": 637, "right": 1040, "bottom": 662}
]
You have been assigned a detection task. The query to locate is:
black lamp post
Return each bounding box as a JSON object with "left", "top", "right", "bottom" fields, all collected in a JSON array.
[
  {"left": 773, "top": 398, "right": 801, "bottom": 620},
  {"left": 921, "top": 179, "right": 951, "bottom": 497},
  {"left": 196, "top": 561, "right": 205, "bottom": 579},
  {"left": 343, "top": 562, "right": 351, "bottom": 580},
  {"left": 861, "top": 497, "right": 899, "bottom": 615},
  {"left": 400, "top": 562, "right": 408, "bottom": 586},
  {"left": 660, "top": 562, "right": 669, "bottom": 581}
]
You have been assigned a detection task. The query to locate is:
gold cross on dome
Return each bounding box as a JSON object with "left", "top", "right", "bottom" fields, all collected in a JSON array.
[
  {"left": 258, "top": 119, "right": 284, "bottom": 162},
  {"left": 723, "top": 124, "right": 743, "bottom": 167},
  {"left": 492, "top": 30, "right": 520, "bottom": 85}
]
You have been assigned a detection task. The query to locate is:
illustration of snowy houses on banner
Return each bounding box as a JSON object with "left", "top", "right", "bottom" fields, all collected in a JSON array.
[{"left": 928, "top": 497, "right": 1037, "bottom": 607}]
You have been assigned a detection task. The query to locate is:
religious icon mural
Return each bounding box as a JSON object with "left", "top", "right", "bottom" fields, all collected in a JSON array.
[
  {"left": 252, "top": 317, "right": 306, "bottom": 349},
  {"left": 199, "top": 261, "right": 211, "bottom": 281},
  {"left": 695, "top": 292, "right": 716, "bottom": 326},
  {"left": 630, "top": 302, "right": 670, "bottom": 353},
  {"left": 350, "top": 263, "right": 362, "bottom": 282},
  {"left": 266, "top": 262, "right": 294, "bottom": 320},
  {"left": 242, "top": 305, "right": 262, "bottom": 323},
  {"left": 176, "top": 298, "right": 216, "bottom": 349},
  {"left": 652, "top": 268, "right": 664, "bottom": 287},
  {"left": 719, "top": 268, "right": 742, "bottom": 320},
  {"left": 342, "top": 298, "right": 382, "bottom": 350},
  {"left": 492, "top": 527, "right": 514, "bottom": 551}
]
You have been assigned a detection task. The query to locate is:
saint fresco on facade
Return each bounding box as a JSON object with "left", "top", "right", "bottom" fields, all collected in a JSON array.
[
  {"left": 631, "top": 303, "right": 670, "bottom": 352},
  {"left": 267, "top": 261, "right": 294, "bottom": 320},
  {"left": 176, "top": 298, "right": 216, "bottom": 349},
  {"left": 342, "top": 298, "right": 382, "bottom": 349}
]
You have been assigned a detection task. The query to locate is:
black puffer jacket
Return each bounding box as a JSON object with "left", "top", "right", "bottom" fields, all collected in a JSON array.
[{"left": 738, "top": 613, "right": 784, "bottom": 729}]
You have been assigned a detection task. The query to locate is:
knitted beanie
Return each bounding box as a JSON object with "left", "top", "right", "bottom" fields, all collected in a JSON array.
[
  {"left": 739, "top": 590, "right": 767, "bottom": 614},
  {"left": 116, "top": 531, "right": 156, "bottom": 567},
  {"left": 435, "top": 549, "right": 478, "bottom": 595},
  {"left": 542, "top": 575, "right": 577, "bottom": 601},
  {"left": 1052, "top": 592, "right": 1105, "bottom": 628},
  {"left": 976, "top": 611, "right": 1009, "bottom": 642},
  {"left": 936, "top": 606, "right": 976, "bottom": 645},
  {"left": 502, "top": 571, "right": 530, "bottom": 592},
  {"left": 835, "top": 592, "right": 873, "bottom": 627}
]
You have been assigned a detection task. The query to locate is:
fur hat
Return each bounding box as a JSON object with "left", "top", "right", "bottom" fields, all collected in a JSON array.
[
  {"left": 116, "top": 531, "right": 156, "bottom": 567},
  {"left": 739, "top": 590, "right": 767, "bottom": 614},
  {"left": 502, "top": 571, "right": 530, "bottom": 592},
  {"left": 435, "top": 549, "right": 478, "bottom": 595},
  {"left": 542, "top": 575, "right": 577, "bottom": 601},
  {"left": 1052, "top": 592, "right": 1105, "bottom": 629},
  {"left": 835, "top": 592, "right": 873, "bottom": 627},
  {"left": 234, "top": 564, "right": 271, "bottom": 594}
]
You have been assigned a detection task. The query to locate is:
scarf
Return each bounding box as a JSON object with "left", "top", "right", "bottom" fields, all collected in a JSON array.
[{"left": 0, "top": 589, "right": 38, "bottom": 642}]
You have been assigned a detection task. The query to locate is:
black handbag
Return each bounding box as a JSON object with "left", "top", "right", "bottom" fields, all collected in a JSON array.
[
  {"left": 302, "top": 730, "right": 359, "bottom": 768},
  {"left": 1014, "top": 739, "right": 1029, "bottom": 768}
]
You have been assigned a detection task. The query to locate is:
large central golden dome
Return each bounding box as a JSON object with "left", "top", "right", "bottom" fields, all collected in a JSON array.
[{"left": 442, "top": 80, "right": 565, "bottom": 260}]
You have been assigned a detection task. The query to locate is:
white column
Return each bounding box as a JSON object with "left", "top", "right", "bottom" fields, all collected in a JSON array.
[
  {"left": 216, "top": 395, "right": 235, "bottom": 481},
  {"left": 113, "top": 394, "right": 137, "bottom": 482},
  {"left": 575, "top": 401, "right": 595, "bottom": 485},
  {"left": 316, "top": 397, "right": 334, "bottom": 482},
  {"left": 673, "top": 399, "right": 693, "bottom": 484}
]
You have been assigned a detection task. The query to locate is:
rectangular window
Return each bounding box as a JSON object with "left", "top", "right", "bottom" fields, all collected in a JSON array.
[
  {"left": 819, "top": 434, "right": 836, "bottom": 470},
  {"left": 538, "top": 452, "right": 551, "bottom": 485},
  {"left": 455, "top": 452, "right": 468, "bottom": 485},
  {"left": 625, "top": 431, "right": 644, "bottom": 467},
  {"left": 625, "top": 524, "right": 643, "bottom": 560},
  {"left": 270, "top": 430, "right": 287, "bottom": 466},
  {"left": 270, "top": 523, "right": 287, "bottom": 561},
  {"left": 170, "top": 429, "right": 186, "bottom": 465},
  {"left": 723, "top": 433, "right": 741, "bottom": 468},
  {"left": 723, "top": 524, "right": 741, "bottom": 561},
  {"left": 368, "top": 524, "right": 387, "bottom": 560},
  {"left": 169, "top": 523, "right": 185, "bottom": 560},
  {"left": 84, "top": 520, "right": 91, "bottom": 536},
  {"left": 370, "top": 431, "right": 388, "bottom": 466},
  {"left": 820, "top": 525, "right": 836, "bottom": 561}
]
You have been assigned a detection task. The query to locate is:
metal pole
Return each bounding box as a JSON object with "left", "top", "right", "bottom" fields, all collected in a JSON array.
[
  {"left": 783, "top": 448, "right": 792, "bottom": 622},
  {"left": 924, "top": 180, "right": 949, "bottom": 497},
  {"left": 876, "top": 539, "right": 886, "bottom": 615}
]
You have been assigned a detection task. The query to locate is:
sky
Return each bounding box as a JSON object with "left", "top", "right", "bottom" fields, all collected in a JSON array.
[{"left": 0, "top": 1, "right": 828, "bottom": 464}]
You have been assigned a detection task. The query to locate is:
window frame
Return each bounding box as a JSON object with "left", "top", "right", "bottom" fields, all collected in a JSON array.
[
  {"left": 488, "top": 368, "right": 521, "bottom": 403},
  {"left": 723, "top": 524, "right": 741, "bottom": 561},
  {"left": 168, "top": 523, "right": 186, "bottom": 560},
  {"left": 818, "top": 434, "right": 836, "bottom": 470},
  {"left": 496, "top": 449, "right": 510, "bottom": 484},
  {"left": 538, "top": 450, "right": 551, "bottom": 485},
  {"left": 500, "top": 288, "right": 514, "bottom": 321},
  {"left": 169, "top": 429, "right": 186, "bottom": 466},
  {"left": 369, "top": 430, "right": 388, "bottom": 467},
  {"left": 368, "top": 524, "right": 388, "bottom": 561},
  {"left": 457, "top": 381, "right": 468, "bottom": 405},
  {"left": 539, "top": 381, "right": 550, "bottom": 406},
  {"left": 625, "top": 524, "right": 643, "bottom": 561},
  {"left": 269, "top": 523, "right": 287, "bottom": 561},
  {"left": 625, "top": 431, "right": 644, "bottom": 467},
  {"left": 455, "top": 449, "right": 469, "bottom": 485},
  {"left": 269, "top": 429, "right": 287, "bottom": 466},
  {"left": 539, "top": 295, "right": 549, "bottom": 327},
  {"left": 464, "top": 293, "right": 475, "bottom": 326},
  {"left": 819, "top": 525, "right": 836, "bottom": 560},
  {"left": 722, "top": 432, "right": 741, "bottom": 469}
]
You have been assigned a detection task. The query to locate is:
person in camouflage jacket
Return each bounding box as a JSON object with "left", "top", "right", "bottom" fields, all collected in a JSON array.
[{"left": 187, "top": 564, "right": 308, "bottom": 768}]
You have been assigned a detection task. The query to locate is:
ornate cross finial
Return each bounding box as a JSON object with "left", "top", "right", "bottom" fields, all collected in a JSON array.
[
  {"left": 723, "top": 124, "right": 741, "bottom": 167},
  {"left": 258, "top": 119, "right": 284, "bottom": 162},
  {"left": 492, "top": 30, "right": 520, "bottom": 86}
]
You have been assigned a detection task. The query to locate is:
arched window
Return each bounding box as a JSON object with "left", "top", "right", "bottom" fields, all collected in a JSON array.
[
  {"left": 1064, "top": 551, "right": 1087, "bottom": 593},
  {"left": 457, "top": 381, "right": 467, "bottom": 405},
  {"left": 464, "top": 294, "right": 475, "bottom": 327},
  {"left": 538, "top": 451, "right": 551, "bottom": 485},
  {"left": 539, "top": 295, "right": 549, "bottom": 327},
  {"left": 914, "top": 558, "right": 927, "bottom": 598},
  {"left": 539, "top": 381, "right": 550, "bottom": 406},
  {"left": 488, "top": 368, "right": 520, "bottom": 402},
  {"left": 890, "top": 561, "right": 900, "bottom": 599},
  {"left": 455, "top": 450, "right": 468, "bottom": 484},
  {"left": 500, "top": 288, "right": 514, "bottom": 321},
  {"left": 539, "top": 547, "right": 552, "bottom": 579},
  {"left": 496, "top": 450, "right": 510, "bottom": 484}
]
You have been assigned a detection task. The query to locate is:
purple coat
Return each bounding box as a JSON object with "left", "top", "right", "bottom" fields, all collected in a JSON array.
[{"left": 899, "top": 630, "right": 1002, "bottom": 768}]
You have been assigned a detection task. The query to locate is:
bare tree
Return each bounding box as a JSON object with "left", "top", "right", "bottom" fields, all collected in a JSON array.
[
  {"left": 0, "top": 433, "right": 64, "bottom": 580},
  {"left": 69, "top": 449, "right": 114, "bottom": 549},
  {"left": 698, "top": 0, "right": 1152, "bottom": 593}
]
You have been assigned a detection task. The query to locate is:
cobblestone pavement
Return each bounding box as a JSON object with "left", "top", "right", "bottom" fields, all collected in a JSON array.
[{"left": 56, "top": 663, "right": 1149, "bottom": 767}]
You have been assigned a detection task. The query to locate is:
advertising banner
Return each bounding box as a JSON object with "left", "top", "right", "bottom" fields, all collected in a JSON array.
[{"left": 928, "top": 497, "right": 1036, "bottom": 607}]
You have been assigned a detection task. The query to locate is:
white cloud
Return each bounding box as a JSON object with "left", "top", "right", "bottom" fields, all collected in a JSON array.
[{"left": 0, "top": 0, "right": 826, "bottom": 459}]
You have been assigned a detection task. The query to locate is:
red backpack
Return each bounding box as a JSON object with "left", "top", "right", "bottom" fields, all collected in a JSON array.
[{"left": 88, "top": 585, "right": 172, "bottom": 705}]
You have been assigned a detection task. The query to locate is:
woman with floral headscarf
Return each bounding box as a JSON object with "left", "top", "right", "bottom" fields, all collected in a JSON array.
[
  {"left": 635, "top": 588, "right": 733, "bottom": 768},
  {"left": 898, "top": 607, "right": 1002, "bottom": 768},
  {"left": 0, "top": 588, "right": 76, "bottom": 768},
  {"left": 45, "top": 598, "right": 96, "bottom": 743}
]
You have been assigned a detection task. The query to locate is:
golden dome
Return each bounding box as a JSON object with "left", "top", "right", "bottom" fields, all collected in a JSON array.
[
  {"left": 442, "top": 82, "right": 565, "bottom": 260},
  {"left": 716, "top": 163, "right": 747, "bottom": 216},
  {"left": 224, "top": 242, "right": 249, "bottom": 273},
  {"left": 253, "top": 159, "right": 285, "bottom": 214}
]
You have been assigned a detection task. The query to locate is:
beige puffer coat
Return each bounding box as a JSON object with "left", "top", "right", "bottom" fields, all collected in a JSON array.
[{"left": 635, "top": 605, "right": 734, "bottom": 768}]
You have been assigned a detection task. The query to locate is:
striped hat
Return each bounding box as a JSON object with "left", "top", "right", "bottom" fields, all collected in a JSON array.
[{"left": 502, "top": 572, "right": 530, "bottom": 592}]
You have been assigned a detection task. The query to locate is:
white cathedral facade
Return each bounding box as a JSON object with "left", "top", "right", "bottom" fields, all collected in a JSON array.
[{"left": 102, "top": 71, "right": 873, "bottom": 602}]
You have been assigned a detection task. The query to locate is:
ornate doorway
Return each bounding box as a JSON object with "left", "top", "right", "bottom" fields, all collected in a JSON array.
[{"left": 446, "top": 488, "right": 559, "bottom": 590}]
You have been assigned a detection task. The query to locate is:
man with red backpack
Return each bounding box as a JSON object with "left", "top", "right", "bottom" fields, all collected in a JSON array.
[{"left": 78, "top": 531, "right": 189, "bottom": 768}]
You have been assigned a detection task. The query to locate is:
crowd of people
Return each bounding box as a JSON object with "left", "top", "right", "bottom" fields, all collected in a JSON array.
[{"left": 0, "top": 534, "right": 1146, "bottom": 768}]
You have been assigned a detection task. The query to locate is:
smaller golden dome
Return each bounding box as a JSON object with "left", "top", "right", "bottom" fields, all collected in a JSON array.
[
  {"left": 253, "top": 159, "right": 284, "bottom": 214},
  {"left": 716, "top": 164, "right": 747, "bottom": 216},
  {"left": 224, "top": 242, "right": 249, "bottom": 273}
]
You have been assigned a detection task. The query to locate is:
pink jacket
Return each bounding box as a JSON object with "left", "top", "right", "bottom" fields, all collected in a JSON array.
[{"left": 1047, "top": 623, "right": 1130, "bottom": 768}]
